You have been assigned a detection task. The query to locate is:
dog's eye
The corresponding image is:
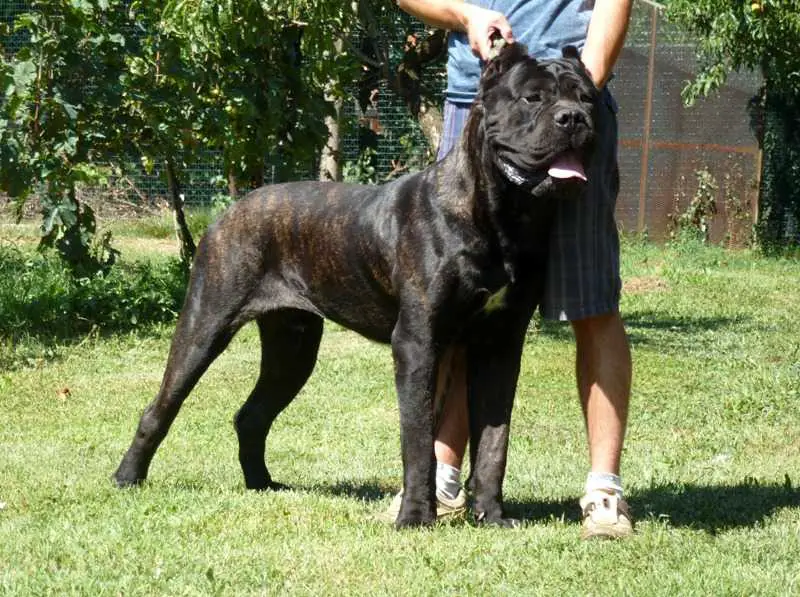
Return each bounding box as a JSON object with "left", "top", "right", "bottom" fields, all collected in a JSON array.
[
  {"left": 580, "top": 93, "right": 594, "bottom": 104},
  {"left": 521, "top": 93, "right": 542, "bottom": 104}
]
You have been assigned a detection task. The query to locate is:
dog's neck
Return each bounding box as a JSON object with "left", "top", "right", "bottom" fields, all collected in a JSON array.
[{"left": 451, "top": 124, "right": 555, "bottom": 285}]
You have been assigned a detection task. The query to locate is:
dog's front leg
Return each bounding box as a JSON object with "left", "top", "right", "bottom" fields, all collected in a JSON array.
[
  {"left": 467, "top": 304, "right": 535, "bottom": 527},
  {"left": 391, "top": 315, "right": 438, "bottom": 528}
]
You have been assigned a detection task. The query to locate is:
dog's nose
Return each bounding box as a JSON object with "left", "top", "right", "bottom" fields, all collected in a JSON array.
[{"left": 554, "top": 109, "right": 586, "bottom": 132}]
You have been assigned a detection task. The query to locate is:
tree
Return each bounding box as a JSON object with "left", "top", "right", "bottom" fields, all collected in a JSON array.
[
  {"left": 666, "top": 0, "right": 800, "bottom": 102},
  {"left": 1, "top": 0, "right": 356, "bottom": 268},
  {"left": 158, "top": 0, "right": 356, "bottom": 189},
  {"left": 0, "top": 0, "right": 131, "bottom": 274},
  {"left": 1, "top": 0, "right": 448, "bottom": 272}
]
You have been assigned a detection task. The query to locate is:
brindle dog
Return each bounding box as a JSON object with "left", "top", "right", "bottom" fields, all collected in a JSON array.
[{"left": 114, "top": 44, "right": 598, "bottom": 528}]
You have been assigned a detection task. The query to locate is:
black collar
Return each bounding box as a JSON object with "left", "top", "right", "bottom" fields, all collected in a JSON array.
[
  {"left": 495, "top": 158, "right": 544, "bottom": 191},
  {"left": 495, "top": 158, "right": 560, "bottom": 198}
]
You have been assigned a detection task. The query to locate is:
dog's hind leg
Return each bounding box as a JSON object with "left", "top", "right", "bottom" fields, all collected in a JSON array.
[
  {"left": 234, "top": 309, "right": 324, "bottom": 490},
  {"left": 114, "top": 300, "right": 241, "bottom": 488}
]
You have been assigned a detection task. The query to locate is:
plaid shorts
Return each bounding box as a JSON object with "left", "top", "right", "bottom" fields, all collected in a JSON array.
[{"left": 438, "top": 90, "right": 622, "bottom": 322}]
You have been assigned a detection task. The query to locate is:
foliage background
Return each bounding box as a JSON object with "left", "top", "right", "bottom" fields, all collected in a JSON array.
[{"left": 1, "top": 0, "right": 799, "bottom": 259}]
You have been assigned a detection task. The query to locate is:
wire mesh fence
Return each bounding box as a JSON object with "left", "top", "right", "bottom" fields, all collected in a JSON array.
[
  {"left": 612, "top": 0, "right": 762, "bottom": 245},
  {"left": 340, "top": 14, "right": 442, "bottom": 184},
  {"left": 1, "top": 0, "right": 29, "bottom": 55}
]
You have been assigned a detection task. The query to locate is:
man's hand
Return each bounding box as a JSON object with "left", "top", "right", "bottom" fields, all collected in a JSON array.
[
  {"left": 396, "top": 0, "right": 514, "bottom": 61},
  {"left": 463, "top": 4, "right": 514, "bottom": 60}
]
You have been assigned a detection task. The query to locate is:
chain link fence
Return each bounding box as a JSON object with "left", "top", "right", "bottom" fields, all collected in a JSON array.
[{"left": 340, "top": 15, "right": 443, "bottom": 184}]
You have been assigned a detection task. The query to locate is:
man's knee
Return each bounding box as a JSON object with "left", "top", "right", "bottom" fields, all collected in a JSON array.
[{"left": 571, "top": 311, "right": 626, "bottom": 344}]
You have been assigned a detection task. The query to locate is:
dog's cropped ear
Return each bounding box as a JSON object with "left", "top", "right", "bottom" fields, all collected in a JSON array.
[
  {"left": 561, "top": 45, "right": 581, "bottom": 62},
  {"left": 480, "top": 41, "right": 530, "bottom": 89}
]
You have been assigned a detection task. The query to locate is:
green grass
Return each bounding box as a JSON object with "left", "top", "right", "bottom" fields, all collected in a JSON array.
[{"left": 1, "top": 223, "right": 799, "bottom": 596}]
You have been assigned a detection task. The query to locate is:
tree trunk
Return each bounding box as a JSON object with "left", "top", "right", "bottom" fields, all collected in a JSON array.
[
  {"left": 418, "top": 101, "right": 443, "bottom": 157},
  {"left": 319, "top": 38, "right": 344, "bottom": 182},
  {"left": 226, "top": 167, "right": 238, "bottom": 199},
  {"left": 319, "top": 98, "right": 342, "bottom": 181},
  {"left": 757, "top": 84, "right": 800, "bottom": 250},
  {"left": 165, "top": 157, "right": 196, "bottom": 265}
]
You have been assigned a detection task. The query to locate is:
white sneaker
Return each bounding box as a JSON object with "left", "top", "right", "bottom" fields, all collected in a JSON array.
[{"left": 579, "top": 490, "right": 634, "bottom": 539}]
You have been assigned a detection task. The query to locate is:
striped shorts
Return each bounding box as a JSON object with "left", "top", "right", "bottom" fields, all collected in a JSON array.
[{"left": 438, "top": 90, "right": 622, "bottom": 322}]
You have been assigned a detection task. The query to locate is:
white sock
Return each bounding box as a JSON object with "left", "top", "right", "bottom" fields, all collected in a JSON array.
[
  {"left": 585, "top": 472, "right": 624, "bottom": 499},
  {"left": 436, "top": 461, "right": 462, "bottom": 500}
]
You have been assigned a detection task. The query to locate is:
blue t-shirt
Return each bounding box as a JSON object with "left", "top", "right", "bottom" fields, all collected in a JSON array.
[{"left": 446, "top": 0, "right": 594, "bottom": 103}]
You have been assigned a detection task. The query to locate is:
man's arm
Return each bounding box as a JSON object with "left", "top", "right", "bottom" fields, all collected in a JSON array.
[
  {"left": 581, "top": 0, "right": 634, "bottom": 88},
  {"left": 397, "top": 0, "right": 514, "bottom": 60}
]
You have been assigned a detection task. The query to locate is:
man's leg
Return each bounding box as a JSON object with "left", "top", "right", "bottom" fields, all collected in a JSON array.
[
  {"left": 432, "top": 346, "right": 470, "bottom": 513},
  {"left": 573, "top": 311, "right": 634, "bottom": 539},
  {"left": 434, "top": 345, "right": 469, "bottom": 470},
  {"left": 572, "top": 311, "right": 630, "bottom": 475}
]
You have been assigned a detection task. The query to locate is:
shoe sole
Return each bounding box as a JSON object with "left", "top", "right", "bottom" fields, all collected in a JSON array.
[
  {"left": 581, "top": 524, "right": 633, "bottom": 540},
  {"left": 376, "top": 504, "right": 467, "bottom": 524}
]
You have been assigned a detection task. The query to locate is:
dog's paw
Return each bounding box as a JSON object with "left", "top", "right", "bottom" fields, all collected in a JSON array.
[
  {"left": 475, "top": 511, "right": 523, "bottom": 529},
  {"left": 112, "top": 468, "right": 146, "bottom": 488},
  {"left": 394, "top": 502, "right": 436, "bottom": 529},
  {"left": 246, "top": 479, "right": 290, "bottom": 492}
]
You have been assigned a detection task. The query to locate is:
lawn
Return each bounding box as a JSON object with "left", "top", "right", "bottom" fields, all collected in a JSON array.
[{"left": 1, "top": 216, "right": 799, "bottom": 596}]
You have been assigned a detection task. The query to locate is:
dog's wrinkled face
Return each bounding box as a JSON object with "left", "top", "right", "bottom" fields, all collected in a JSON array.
[{"left": 478, "top": 44, "right": 598, "bottom": 194}]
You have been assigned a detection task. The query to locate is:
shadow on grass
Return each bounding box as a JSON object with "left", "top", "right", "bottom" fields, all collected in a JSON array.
[
  {"left": 303, "top": 480, "right": 397, "bottom": 503},
  {"left": 629, "top": 479, "right": 800, "bottom": 533},
  {"left": 310, "top": 478, "right": 799, "bottom": 533},
  {"left": 623, "top": 310, "right": 745, "bottom": 343},
  {"left": 506, "top": 479, "right": 800, "bottom": 532},
  {"left": 526, "top": 310, "right": 747, "bottom": 347}
]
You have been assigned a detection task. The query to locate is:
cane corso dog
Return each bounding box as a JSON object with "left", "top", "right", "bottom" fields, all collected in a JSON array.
[{"left": 114, "top": 43, "right": 598, "bottom": 528}]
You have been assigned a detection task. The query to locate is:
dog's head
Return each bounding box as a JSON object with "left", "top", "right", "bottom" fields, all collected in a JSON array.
[{"left": 467, "top": 43, "right": 598, "bottom": 197}]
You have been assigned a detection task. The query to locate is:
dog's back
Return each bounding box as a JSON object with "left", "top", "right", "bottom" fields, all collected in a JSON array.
[{"left": 197, "top": 178, "right": 422, "bottom": 342}]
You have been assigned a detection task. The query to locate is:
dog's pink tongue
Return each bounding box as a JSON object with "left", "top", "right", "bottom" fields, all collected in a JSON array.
[{"left": 548, "top": 153, "right": 587, "bottom": 181}]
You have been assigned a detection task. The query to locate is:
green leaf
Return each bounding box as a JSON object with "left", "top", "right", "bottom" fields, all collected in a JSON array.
[
  {"left": 54, "top": 135, "right": 79, "bottom": 159},
  {"left": 70, "top": 0, "right": 95, "bottom": 15},
  {"left": 12, "top": 60, "right": 37, "bottom": 90},
  {"left": 60, "top": 101, "right": 80, "bottom": 122}
]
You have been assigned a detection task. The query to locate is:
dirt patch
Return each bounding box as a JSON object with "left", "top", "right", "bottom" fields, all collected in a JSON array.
[
  {"left": 623, "top": 275, "right": 668, "bottom": 295},
  {"left": 2, "top": 187, "right": 171, "bottom": 221}
]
